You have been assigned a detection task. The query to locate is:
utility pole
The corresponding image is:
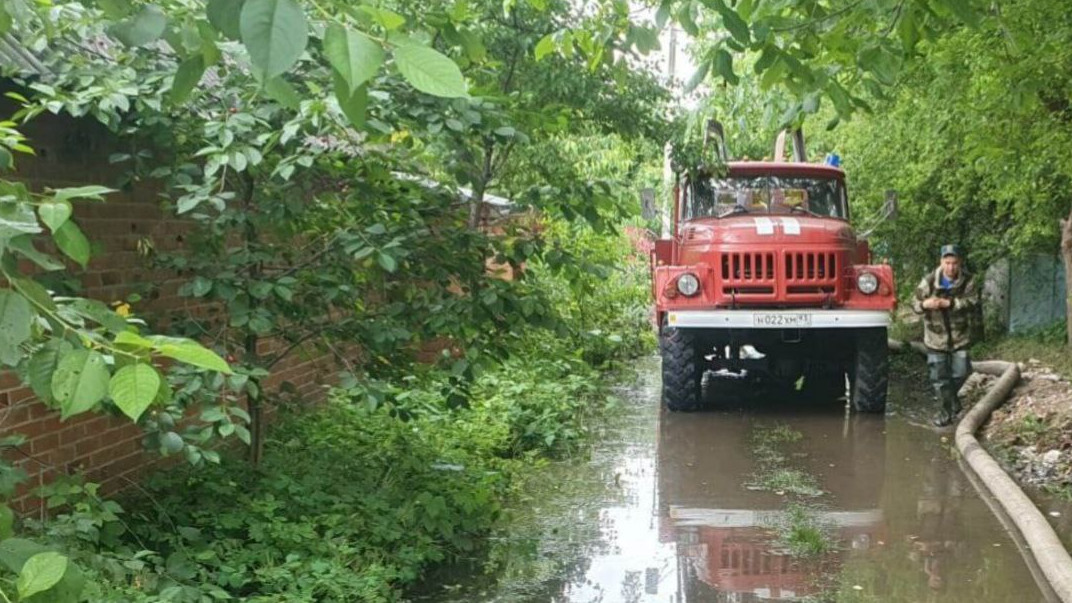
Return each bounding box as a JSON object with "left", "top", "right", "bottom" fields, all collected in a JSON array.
[{"left": 662, "top": 25, "right": 678, "bottom": 238}]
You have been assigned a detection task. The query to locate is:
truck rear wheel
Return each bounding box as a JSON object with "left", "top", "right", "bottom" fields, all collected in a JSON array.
[
  {"left": 660, "top": 324, "right": 703, "bottom": 412},
  {"left": 850, "top": 328, "right": 888, "bottom": 413}
]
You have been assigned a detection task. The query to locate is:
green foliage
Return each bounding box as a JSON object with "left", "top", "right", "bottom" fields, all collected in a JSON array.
[
  {"left": 669, "top": 0, "right": 985, "bottom": 123},
  {"left": 806, "top": 0, "right": 1072, "bottom": 293},
  {"left": 0, "top": 1, "right": 668, "bottom": 600},
  {"left": 6, "top": 232, "right": 649, "bottom": 600}
]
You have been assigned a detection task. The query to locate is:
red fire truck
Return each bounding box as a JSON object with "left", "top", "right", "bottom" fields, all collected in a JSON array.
[{"left": 652, "top": 128, "right": 896, "bottom": 412}]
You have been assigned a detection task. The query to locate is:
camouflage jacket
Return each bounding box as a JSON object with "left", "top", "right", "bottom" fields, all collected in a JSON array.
[{"left": 912, "top": 267, "right": 980, "bottom": 352}]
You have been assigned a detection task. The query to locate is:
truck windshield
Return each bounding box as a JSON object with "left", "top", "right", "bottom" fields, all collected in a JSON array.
[{"left": 685, "top": 175, "right": 847, "bottom": 220}]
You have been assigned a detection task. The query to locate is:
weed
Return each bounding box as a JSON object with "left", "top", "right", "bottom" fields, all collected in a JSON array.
[
  {"left": 748, "top": 424, "right": 823, "bottom": 496},
  {"left": 1016, "top": 413, "right": 1049, "bottom": 441},
  {"left": 775, "top": 504, "right": 836, "bottom": 558},
  {"left": 751, "top": 468, "right": 825, "bottom": 497}
]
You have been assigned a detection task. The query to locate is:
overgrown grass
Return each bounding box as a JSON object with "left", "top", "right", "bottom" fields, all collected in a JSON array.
[
  {"left": 751, "top": 468, "right": 825, "bottom": 498},
  {"left": 748, "top": 424, "right": 825, "bottom": 497},
  {"left": 776, "top": 504, "right": 835, "bottom": 558},
  {"left": 976, "top": 333, "right": 1072, "bottom": 378}
]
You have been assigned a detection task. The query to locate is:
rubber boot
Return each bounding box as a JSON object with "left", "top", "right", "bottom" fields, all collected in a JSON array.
[{"left": 932, "top": 393, "right": 956, "bottom": 428}]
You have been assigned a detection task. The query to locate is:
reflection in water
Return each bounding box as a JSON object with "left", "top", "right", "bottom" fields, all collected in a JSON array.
[
  {"left": 657, "top": 409, "right": 887, "bottom": 601},
  {"left": 649, "top": 401, "right": 1047, "bottom": 602},
  {"left": 419, "top": 359, "right": 1049, "bottom": 602}
]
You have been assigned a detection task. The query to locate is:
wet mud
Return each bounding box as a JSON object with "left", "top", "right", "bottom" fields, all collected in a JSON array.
[{"left": 417, "top": 356, "right": 1050, "bottom": 602}]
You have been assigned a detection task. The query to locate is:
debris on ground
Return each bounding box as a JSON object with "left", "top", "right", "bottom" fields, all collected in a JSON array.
[{"left": 979, "top": 359, "right": 1072, "bottom": 494}]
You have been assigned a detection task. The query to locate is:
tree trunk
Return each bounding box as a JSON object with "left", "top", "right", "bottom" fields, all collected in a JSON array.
[
  {"left": 467, "top": 182, "right": 485, "bottom": 230},
  {"left": 1061, "top": 205, "right": 1072, "bottom": 345}
]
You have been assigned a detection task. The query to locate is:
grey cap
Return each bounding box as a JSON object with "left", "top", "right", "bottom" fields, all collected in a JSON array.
[{"left": 940, "top": 244, "right": 962, "bottom": 258}]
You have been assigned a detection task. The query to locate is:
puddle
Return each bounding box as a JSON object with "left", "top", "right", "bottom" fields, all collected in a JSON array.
[{"left": 416, "top": 356, "right": 1052, "bottom": 602}]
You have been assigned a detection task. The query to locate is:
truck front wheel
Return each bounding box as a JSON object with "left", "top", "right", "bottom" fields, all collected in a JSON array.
[
  {"left": 660, "top": 324, "right": 704, "bottom": 412},
  {"left": 850, "top": 328, "right": 888, "bottom": 413}
]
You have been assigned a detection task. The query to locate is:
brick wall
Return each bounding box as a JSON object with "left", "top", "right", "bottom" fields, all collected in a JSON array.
[{"left": 0, "top": 105, "right": 339, "bottom": 511}]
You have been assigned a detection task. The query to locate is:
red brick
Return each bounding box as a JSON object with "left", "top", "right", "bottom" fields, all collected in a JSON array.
[{"left": 29, "top": 433, "right": 59, "bottom": 456}]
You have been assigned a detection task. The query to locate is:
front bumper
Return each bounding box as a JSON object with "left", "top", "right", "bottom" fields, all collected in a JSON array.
[{"left": 666, "top": 309, "right": 891, "bottom": 329}]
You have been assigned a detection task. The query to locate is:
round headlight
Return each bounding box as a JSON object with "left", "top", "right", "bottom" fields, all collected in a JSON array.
[
  {"left": 857, "top": 272, "right": 879, "bottom": 295},
  {"left": 677, "top": 273, "right": 700, "bottom": 296}
]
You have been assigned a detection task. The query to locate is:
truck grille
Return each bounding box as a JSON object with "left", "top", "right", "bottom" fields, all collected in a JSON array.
[
  {"left": 721, "top": 252, "right": 776, "bottom": 295},
  {"left": 718, "top": 251, "right": 841, "bottom": 299},
  {"left": 788, "top": 253, "right": 836, "bottom": 281},
  {"left": 721, "top": 252, "right": 775, "bottom": 281},
  {"left": 785, "top": 252, "right": 838, "bottom": 293}
]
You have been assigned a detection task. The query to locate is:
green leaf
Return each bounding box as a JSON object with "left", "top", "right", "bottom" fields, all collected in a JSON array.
[
  {"left": 9, "top": 236, "right": 62, "bottom": 272},
  {"left": 0, "top": 201, "right": 42, "bottom": 245},
  {"left": 393, "top": 45, "right": 468, "bottom": 98},
  {"left": 655, "top": 0, "right": 672, "bottom": 28},
  {"left": 51, "top": 186, "right": 116, "bottom": 202},
  {"left": 377, "top": 251, "right": 397, "bottom": 272},
  {"left": 154, "top": 341, "right": 232, "bottom": 374},
  {"left": 334, "top": 76, "right": 368, "bottom": 128},
  {"left": 171, "top": 56, "right": 206, "bottom": 104},
  {"left": 235, "top": 424, "right": 251, "bottom": 445},
  {"left": 207, "top": 0, "right": 245, "bottom": 39},
  {"left": 17, "top": 552, "right": 67, "bottom": 600},
  {"left": 0, "top": 7, "right": 11, "bottom": 37},
  {"left": 263, "top": 77, "right": 301, "bottom": 109},
  {"left": 68, "top": 299, "right": 128, "bottom": 334},
  {"left": 110, "top": 5, "right": 168, "bottom": 47},
  {"left": 705, "top": 0, "right": 750, "bottom": 44},
  {"left": 96, "top": 0, "right": 132, "bottom": 20},
  {"left": 161, "top": 432, "right": 184, "bottom": 454},
  {"left": 676, "top": 3, "right": 699, "bottom": 37},
  {"left": 114, "top": 331, "right": 154, "bottom": 349},
  {"left": 713, "top": 49, "right": 738, "bottom": 85},
  {"left": 0, "top": 539, "right": 45, "bottom": 575},
  {"left": 11, "top": 278, "right": 55, "bottom": 312},
  {"left": 109, "top": 364, "right": 161, "bottom": 422},
  {"left": 802, "top": 91, "right": 821, "bottom": 114},
  {"left": 240, "top": 0, "right": 309, "bottom": 79},
  {"left": 53, "top": 222, "right": 91, "bottom": 268},
  {"left": 754, "top": 45, "right": 779, "bottom": 74},
  {"left": 858, "top": 45, "right": 899, "bottom": 86},
  {"left": 357, "top": 6, "right": 406, "bottom": 31},
  {"left": 779, "top": 102, "right": 801, "bottom": 128},
  {"left": 36, "top": 201, "right": 71, "bottom": 232},
  {"left": 0, "top": 505, "right": 12, "bottom": 540},
  {"left": 323, "top": 24, "right": 384, "bottom": 93},
  {"left": 52, "top": 349, "right": 109, "bottom": 418},
  {"left": 534, "top": 34, "right": 554, "bottom": 61},
  {"left": 0, "top": 289, "right": 32, "bottom": 367},
  {"left": 28, "top": 345, "right": 61, "bottom": 403}
]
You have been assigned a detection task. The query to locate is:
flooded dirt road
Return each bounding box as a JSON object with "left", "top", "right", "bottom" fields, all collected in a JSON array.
[{"left": 420, "top": 356, "right": 1051, "bottom": 602}]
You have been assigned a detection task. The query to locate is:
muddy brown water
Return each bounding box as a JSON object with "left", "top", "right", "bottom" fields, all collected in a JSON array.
[{"left": 417, "top": 356, "right": 1051, "bottom": 602}]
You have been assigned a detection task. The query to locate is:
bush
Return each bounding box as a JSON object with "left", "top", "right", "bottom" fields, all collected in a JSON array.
[{"left": 12, "top": 224, "right": 654, "bottom": 601}]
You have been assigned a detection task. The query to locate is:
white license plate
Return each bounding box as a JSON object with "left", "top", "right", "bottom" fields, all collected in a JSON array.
[{"left": 753, "top": 313, "right": 812, "bottom": 328}]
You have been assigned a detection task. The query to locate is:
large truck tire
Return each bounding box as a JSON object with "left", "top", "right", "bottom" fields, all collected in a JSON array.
[
  {"left": 660, "top": 324, "right": 704, "bottom": 412},
  {"left": 850, "top": 327, "right": 889, "bottom": 413}
]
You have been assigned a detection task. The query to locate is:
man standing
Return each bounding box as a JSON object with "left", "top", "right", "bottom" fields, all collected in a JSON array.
[{"left": 912, "top": 245, "right": 980, "bottom": 427}]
